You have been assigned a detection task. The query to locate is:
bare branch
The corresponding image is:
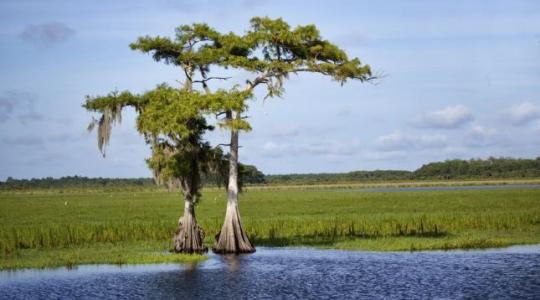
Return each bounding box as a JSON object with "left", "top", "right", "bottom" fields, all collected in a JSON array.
[
  {"left": 366, "top": 70, "right": 386, "bottom": 86},
  {"left": 193, "top": 76, "right": 231, "bottom": 84},
  {"left": 245, "top": 71, "right": 273, "bottom": 91}
]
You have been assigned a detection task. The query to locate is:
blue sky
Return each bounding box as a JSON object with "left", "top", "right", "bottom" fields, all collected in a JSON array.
[{"left": 0, "top": 0, "right": 539, "bottom": 179}]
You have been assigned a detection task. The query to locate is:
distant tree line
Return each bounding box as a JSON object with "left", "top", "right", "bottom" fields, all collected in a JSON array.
[
  {"left": 414, "top": 157, "right": 540, "bottom": 179},
  {"left": 265, "top": 170, "right": 412, "bottom": 185},
  {"left": 1, "top": 157, "right": 539, "bottom": 190},
  {"left": 266, "top": 157, "right": 540, "bottom": 184},
  {"left": 0, "top": 176, "right": 156, "bottom": 190},
  {"left": 0, "top": 163, "right": 267, "bottom": 190}
]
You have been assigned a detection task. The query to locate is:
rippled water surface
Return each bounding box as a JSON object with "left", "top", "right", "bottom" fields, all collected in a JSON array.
[{"left": 1, "top": 245, "right": 540, "bottom": 299}]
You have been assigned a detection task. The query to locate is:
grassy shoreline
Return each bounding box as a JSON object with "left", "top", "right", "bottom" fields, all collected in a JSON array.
[
  {"left": 1, "top": 242, "right": 206, "bottom": 270},
  {"left": 2, "top": 182, "right": 540, "bottom": 270}
]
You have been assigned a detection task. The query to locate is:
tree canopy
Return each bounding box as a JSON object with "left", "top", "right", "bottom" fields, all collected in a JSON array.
[{"left": 120, "top": 17, "right": 374, "bottom": 128}]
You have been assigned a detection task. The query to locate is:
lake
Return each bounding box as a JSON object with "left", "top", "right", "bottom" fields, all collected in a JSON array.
[{"left": 1, "top": 245, "right": 540, "bottom": 299}]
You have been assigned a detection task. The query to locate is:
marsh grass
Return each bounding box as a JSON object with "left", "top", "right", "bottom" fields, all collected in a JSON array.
[
  {"left": 1, "top": 186, "right": 539, "bottom": 269},
  {"left": 0, "top": 241, "right": 206, "bottom": 270}
]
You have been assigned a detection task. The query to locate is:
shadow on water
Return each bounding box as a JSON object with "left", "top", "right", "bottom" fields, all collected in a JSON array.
[
  {"left": 224, "top": 254, "right": 248, "bottom": 273},
  {"left": 182, "top": 261, "right": 201, "bottom": 273},
  {"left": 213, "top": 253, "right": 244, "bottom": 273}
]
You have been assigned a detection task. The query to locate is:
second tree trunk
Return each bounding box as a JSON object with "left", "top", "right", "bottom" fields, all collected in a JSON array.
[
  {"left": 173, "top": 197, "right": 207, "bottom": 253},
  {"left": 213, "top": 127, "right": 255, "bottom": 254}
]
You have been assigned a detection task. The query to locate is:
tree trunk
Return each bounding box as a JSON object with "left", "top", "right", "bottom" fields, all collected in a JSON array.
[
  {"left": 213, "top": 124, "right": 255, "bottom": 254},
  {"left": 173, "top": 195, "right": 207, "bottom": 253}
]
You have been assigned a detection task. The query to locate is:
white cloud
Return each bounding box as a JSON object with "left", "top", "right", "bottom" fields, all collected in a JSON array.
[
  {"left": 464, "top": 125, "right": 503, "bottom": 147},
  {"left": 2, "top": 136, "right": 45, "bottom": 147},
  {"left": 375, "top": 131, "right": 447, "bottom": 151},
  {"left": 48, "top": 133, "right": 83, "bottom": 143},
  {"left": 533, "top": 121, "right": 540, "bottom": 137},
  {"left": 262, "top": 140, "right": 360, "bottom": 158},
  {"left": 336, "top": 105, "right": 353, "bottom": 117},
  {"left": 268, "top": 125, "right": 301, "bottom": 137},
  {"left": 505, "top": 102, "right": 540, "bottom": 125},
  {"left": 412, "top": 105, "right": 474, "bottom": 129},
  {"left": 363, "top": 150, "right": 408, "bottom": 161}
]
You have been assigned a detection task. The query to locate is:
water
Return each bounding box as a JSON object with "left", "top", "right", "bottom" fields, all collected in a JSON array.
[
  {"left": 344, "top": 184, "right": 540, "bottom": 193},
  {"left": 2, "top": 245, "right": 540, "bottom": 299}
]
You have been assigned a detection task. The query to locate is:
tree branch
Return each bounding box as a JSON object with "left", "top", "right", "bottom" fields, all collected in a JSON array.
[
  {"left": 245, "top": 71, "right": 274, "bottom": 91},
  {"left": 193, "top": 76, "right": 231, "bottom": 84}
]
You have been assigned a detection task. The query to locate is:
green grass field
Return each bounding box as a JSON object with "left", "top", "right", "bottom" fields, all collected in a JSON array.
[{"left": 1, "top": 184, "right": 540, "bottom": 269}]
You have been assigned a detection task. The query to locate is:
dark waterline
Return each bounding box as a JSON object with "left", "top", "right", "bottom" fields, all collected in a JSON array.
[
  {"left": 1, "top": 245, "right": 540, "bottom": 299},
  {"left": 341, "top": 184, "right": 540, "bottom": 193}
]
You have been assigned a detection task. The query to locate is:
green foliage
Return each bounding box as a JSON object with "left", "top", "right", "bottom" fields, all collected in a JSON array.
[
  {"left": 84, "top": 87, "right": 224, "bottom": 195},
  {"left": 242, "top": 17, "right": 371, "bottom": 75},
  {"left": 126, "top": 16, "right": 374, "bottom": 128},
  {"left": 130, "top": 23, "right": 224, "bottom": 68},
  {"left": 83, "top": 90, "right": 143, "bottom": 112}
]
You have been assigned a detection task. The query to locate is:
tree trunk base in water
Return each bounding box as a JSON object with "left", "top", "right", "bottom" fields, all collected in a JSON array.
[
  {"left": 173, "top": 215, "right": 208, "bottom": 254},
  {"left": 212, "top": 203, "right": 255, "bottom": 254}
]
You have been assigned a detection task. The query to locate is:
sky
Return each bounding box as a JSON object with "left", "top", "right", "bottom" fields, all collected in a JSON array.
[{"left": 0, "top": 0, "right": 539, "bottom": 180}]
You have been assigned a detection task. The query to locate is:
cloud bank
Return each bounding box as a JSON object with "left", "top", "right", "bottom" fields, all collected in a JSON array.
[
  {"left": 375, "top": 131, "right": 447, "bottom": 151},
  {"left": 412, "top": 105, "right": 474, "bottom": 129},
  {"left": 505, "top": 102, "right": 540, "bottom": 126},
  {"left": 464, "top": 125, "right": 504, "bottom": 147}
]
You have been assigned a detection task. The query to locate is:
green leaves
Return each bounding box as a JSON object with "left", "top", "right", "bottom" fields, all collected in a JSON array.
[
  {"left": 128, "top": 17, "right": 374, "bottom": 100},
  {"left": 83, "top": 91, "right": 142, "bottom": 112},
  {"left": 129, "top": 23, "right": 226, "bottom": 70},
  {"left": 84, "top": 84, "right": 252, "bottom": 141},
  {"left": 218, "top": 118, "right": 252, "bottom": 132},
  {"left": 136, "top": 85, "right": 252, "bottom": 136},
  {"left": 129, "top": 36, "right": 182, "bottom": 65},
  {"left": 136, "top": 86, "right": 199, "bottom": 139}
]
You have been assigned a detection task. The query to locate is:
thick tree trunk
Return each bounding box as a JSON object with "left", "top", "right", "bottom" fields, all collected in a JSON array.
[
  {"left": 173, "top": 195, "right": 207, "bottom": 253},
  {"left": 213, "top": 126, "right": 255, "bottom": 254}
]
